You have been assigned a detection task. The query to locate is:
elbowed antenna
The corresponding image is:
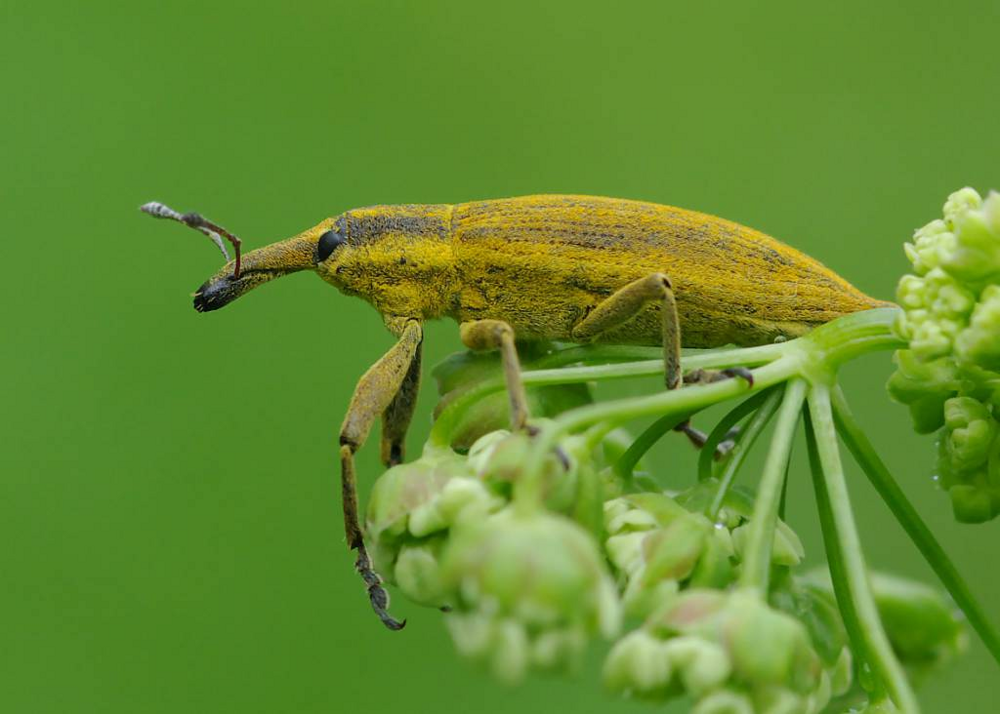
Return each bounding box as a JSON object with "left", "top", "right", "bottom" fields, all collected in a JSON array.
[
  {"left": 191, "top": 225, "right": 323, "bottom": 312},
  {"left": 141, "top": 200, "right": 326, "bottom": 311},
  {"left": 140, "top": 201, "right": 244, "bottom": 278}
]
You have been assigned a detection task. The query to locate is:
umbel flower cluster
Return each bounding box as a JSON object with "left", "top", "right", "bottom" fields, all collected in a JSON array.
[
  {"left": 360, "top": 188, "right": 1000, "bottom": 714},
  {"left": 888, "top": 188, "right": 1000, "bottom": 522}
]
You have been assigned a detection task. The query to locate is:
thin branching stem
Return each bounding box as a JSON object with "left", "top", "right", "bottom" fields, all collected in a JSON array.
[
  {"left": 739, "top": 379, "right": 806, "bottom": 593},
  {"left": 707, "top": 385, "right": 786, "bottom": 520},
  {"left": 613, "top": 412, "right": 692, "bottom": 484},
  {"left": 697, "top": 387, "right": 777, "bottom": 483},
  {"left": 808, "top": 384, "right": 919, "bottom": 713}
]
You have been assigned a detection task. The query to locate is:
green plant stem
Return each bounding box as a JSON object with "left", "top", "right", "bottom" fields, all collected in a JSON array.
[
  {"left": 706, "top": 386, "right": 786, "bottom": 520},
  {"left": 831, "top": 386, "right": 1000, "bottom": 668},
  {"left": 515, "top": 357, "right": 801, "bottom": 495},
  {"left": 430, "top": 340, "right": 806, "bottom": 449},
  {"left": 429, "top": 308, "right": 901, "bottom": 450},
  {"left": 778, "top": 444, "right": 792, "bottom": 521},
  {"left": 613, "top": 412, "right": 692, "bottom": 484},
  {"left": 530, "top": 342, "right": 790, "bottom": 371},
  {"left": 808, "top": 384, "right": 919, "bottom": 713},
  {"left": 804, "top": 407, "right": 879, "bottom": 701},
  {"left": 697, "top": 387, "right": 776, "bottom": 483},
  {"left": 802, "top": 307, "right": 904, "bottom": 369},
  {"left": 739, "top": 379, "right": 806, "bottom": 593}
]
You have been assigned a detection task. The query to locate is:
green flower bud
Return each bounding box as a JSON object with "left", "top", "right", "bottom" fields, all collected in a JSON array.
[
  {"left": 941, "top": 188, "right": 1000, "bottom": 287},
  {"left": 603, "top": 630, "right": 674, "bottom": 695},
  {"left": 442, "top": 509, "right": 621, "bottom": 682},
  {"left": 691, "top": 690, "right": 754, "bottom": 714},
  {"left": 868, "top": 572, "right": 966, "bottom": 672},
  {"left": 604, "top": 493, "right": 735, "bottom": 618},
  {"left": 604, "top": 631, "right": 733, "bottom": 700},
  {"left": 663, "top": 635, "right": 732, "bottom": 696},
  {"left": 933, "top": 395, "right": 1000, "bottom": 522},
  {"left": 619, "top": 590, "right": 825, "bottom": 707},
  {"left": 365, "top": 448, "right": 504, "bottom": 607},
  {"left": 886, "top": 350, "right": 959, "bottom": 433},
  {"left": 801, "top": 569, "right": 965, "bottom": 682},
  {"left": 673, "top": 480, "right": 757, "bottom": 528},
  {"left": 752, "top": 685, "right": 815, "bottom": 714},
  {"left": 941, "top": 396, "right": 996, "bottom": 473},
  {"left": 445, "top": 614, "right": 535, "bottom": 684},
  {"left": 904, "top": 218, "right": 954, "bottom": 276},
  {"left": 366, "top": 449, "right": 478, "bottom": 539},
  {"left": 468, "top": 429, "right": 605, "bottom": 532},
  {"left": 722, "top": 592, "right": 821, "bottom": 693},
  {"left": 956, "top": 285, "right": 1000, "bottom": 371},
  {"left": 896, "top": 269, "right": 975, "bottom": 360},
  {"left": 943, "top": 186, "right": 983, "bottom": 224},
  {"left": 770, "top": 574, "right": 848, "bottom": 668},
  {"left": 393, "top": 537, "right": 447, "bottom": 607},
  {"left": 731, "top": 519, "right": 804, "bottom": 568},
  {"left": 828, "top": 648, "right": 853, "bottom": 698},
  {"left": 688, "top": 526, "right": 737, "bottom": 589},
  {"left": 948, "top": 483, "right": 1000, "bottom": 523}
]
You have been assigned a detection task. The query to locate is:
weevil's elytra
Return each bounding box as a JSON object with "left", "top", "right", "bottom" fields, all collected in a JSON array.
[{"left": 146, "top": 194, "right": 891, "bottom": 630}]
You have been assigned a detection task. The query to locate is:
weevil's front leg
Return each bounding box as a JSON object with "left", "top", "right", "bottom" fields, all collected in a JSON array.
[
  {"left": 460, "top": 319, "right": 530, "bottom": 430},
  {"left": 380, "top": 339, "right": 423, "bottom": 467},
  {"left": 339, "top": 318, "right": 423, "bottom": 630}
]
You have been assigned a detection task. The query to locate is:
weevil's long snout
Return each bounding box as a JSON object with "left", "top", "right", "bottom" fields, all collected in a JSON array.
[{"left": 193, "top": 232, "right": 320, "bottom": 312}]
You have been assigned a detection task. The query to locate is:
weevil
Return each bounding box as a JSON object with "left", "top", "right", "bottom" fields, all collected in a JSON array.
[{"left": 144, "top": 194, "right": 889, "bottom": 629}]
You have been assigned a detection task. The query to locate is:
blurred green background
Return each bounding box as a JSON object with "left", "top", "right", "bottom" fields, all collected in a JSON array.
[{"left": 4, "top": 1, "right": 999, "bottom": 712}]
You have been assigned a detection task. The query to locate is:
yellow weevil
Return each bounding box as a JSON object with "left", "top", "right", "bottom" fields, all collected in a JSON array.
[{"left": 142, "top": 194, "right": 889, "bottom": 630}]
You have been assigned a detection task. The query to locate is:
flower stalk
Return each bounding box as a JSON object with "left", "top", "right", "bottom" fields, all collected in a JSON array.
[{"left": 738, "top": 379, "right": 806, "bottom": 594}]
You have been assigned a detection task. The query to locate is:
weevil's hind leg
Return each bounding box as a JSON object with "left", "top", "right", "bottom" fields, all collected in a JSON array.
[
  {"left": 573, "top": 273, "right": 724, "bottom": 459},
  {"left": 572, "top": 273, "right": 682, "bottom": 389},
  {"left": 339, "top": 318, "right": 423, "bottom": 630},
  {"left": 381, "top": 340, "right": 423, "bottom": 467},
  {"left": 460, "top": 319, "right": 530, "bottom": 430},
  {"left": 674, "top": 422, "right": 741, "bottom": 459},
  {"left": 684, "top": 366, "right": 755, "bottom": 388}
]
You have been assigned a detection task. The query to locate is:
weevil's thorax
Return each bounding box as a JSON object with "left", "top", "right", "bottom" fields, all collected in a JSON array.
[{"left": 315, "top": 204, "right": 460, "bottom": 319}]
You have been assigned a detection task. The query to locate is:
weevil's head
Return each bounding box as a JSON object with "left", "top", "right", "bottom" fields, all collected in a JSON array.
[{"left": 193, "top": 215, "right": 353, "bottom": 311}]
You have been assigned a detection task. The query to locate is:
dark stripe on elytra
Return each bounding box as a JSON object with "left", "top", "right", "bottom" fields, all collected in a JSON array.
[
  {"left": 458, "top": 197, "right": 662, "bottom": 217},
  {"left": 455, "top": 222, "right": 744, "bottom": 253},
  {"left": 345, "top": 210, "right": 449, "bottom": 245}
]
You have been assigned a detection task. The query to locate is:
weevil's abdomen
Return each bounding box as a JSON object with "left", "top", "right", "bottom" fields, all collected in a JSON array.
[{"left": 449, "top": 195, "right": 890, "bottom": 347}]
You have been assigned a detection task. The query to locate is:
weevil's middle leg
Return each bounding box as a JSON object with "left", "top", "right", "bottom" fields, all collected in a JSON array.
[
  {"left": 339, "top": 318, "right": 423, "bottom": 631},
  {"left": 460, "top": 319, "right": 531, "bottom": 430}
]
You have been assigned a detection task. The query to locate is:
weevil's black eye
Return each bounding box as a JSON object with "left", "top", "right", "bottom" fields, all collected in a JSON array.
[{"left": 317, "top": 227, "right": 346, "bottom": 262}]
